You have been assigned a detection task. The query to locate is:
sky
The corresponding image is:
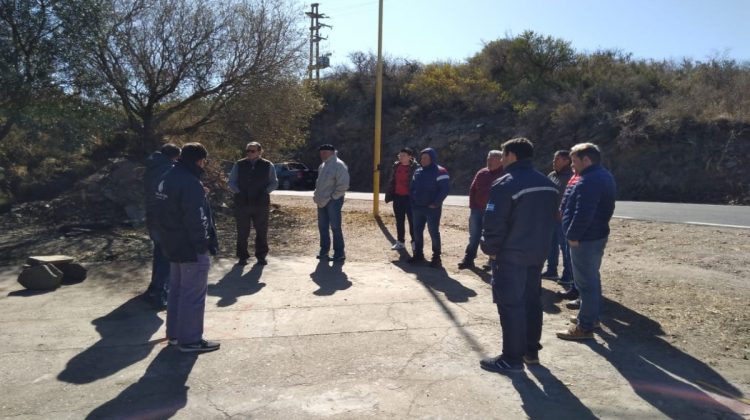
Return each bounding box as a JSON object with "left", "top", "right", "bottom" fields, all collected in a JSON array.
[{"left": 305, "top": 0, "right": 750, "bottom": 69}]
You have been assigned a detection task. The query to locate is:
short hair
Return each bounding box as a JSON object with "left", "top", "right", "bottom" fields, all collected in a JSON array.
[
  {"left": 180, "top": 142, "right": 208, "bottom": 164},
  {"left": 160, "top": 143, "right": 181, "bottom": 159},
  {"left": 570, "top": 143, "right": 601, "bottom": 164},
  {"left": 487, "top": 150, "right": 502, "bottom": 158},
  {"left": 246, "top": 141, "right": 262, "bottom": 151},
  {"left": 501, "top": 137, "right": 534, "bottom": 160},
  {"left": 554, "top": 150, "right": 570, "bottom": 160},
  {"left": 400, "top": 147, "right": 414, "bottom": 156}
]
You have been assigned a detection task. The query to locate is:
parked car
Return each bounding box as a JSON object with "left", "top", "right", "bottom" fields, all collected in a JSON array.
[{"left": 274, "top": 162, "right": 317, "bottom": 190}]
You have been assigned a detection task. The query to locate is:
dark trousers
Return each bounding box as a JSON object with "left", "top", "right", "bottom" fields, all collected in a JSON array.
[
  {"left": 412, "top": 206, "right": 442, "bottom": 257},
  {"left": 147, "top": 229, "right": 170, "bottom": 304},
  {"left": 491, "top": 259, "right": 543, "bottom": 365},
  {"left": 392, "top": 194, "right": 413, "bottom": 243},
  {"left": 235, "top": 204, "right": 270, "bottom": 260}
]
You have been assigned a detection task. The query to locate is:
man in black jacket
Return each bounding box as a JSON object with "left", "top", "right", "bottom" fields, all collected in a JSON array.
[
  {"left": 154, "top": 143, "right": 220, "bottom": 353},
  {"left": 227, "top": 142, "right": 278, "bottom": 266},
  {"left": 143, "top": 143, "right": 180, "bottom": 309},
  {"left": 479, "top": 138, "right": 559, "bottom": 373}
]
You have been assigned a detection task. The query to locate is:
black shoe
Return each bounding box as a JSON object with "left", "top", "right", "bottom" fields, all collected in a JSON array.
[
  {"left": 541, "top": 271, "right": 559, "bottom": 280},
  {"left": 457, "top": 259, "right": 474, "bottom": 269},
  {"left": 179, "top": 339, "right": 220, "bottom": 353},
  {"left": 237, "top": 258, "right": 249, "bottom": 266},
  {"left": 556, "top": 289, "right": 579, "bottom": 301},
  {"left": 429, "top": 257, "right": 442, "bottom": 268},
  {"left": 331, "top": 255, "right": 346, "bottom": 262},
  {"left": 316, "top": 253, "right": 328, "bottom": 260},
  {"left": 256, "top": 258, "right": 268, "bottom": 266},
  {"left": 407, "top": 254, "right": 425, "bottom": 264},
  {"left": 523, "top": 352, "right": 540, "bottom": 365},
  {"left": 480, "top": 356, "right": 523, "bottom": 374},
  {"left": 565, "top": 298, "right": 581, "bottom": 309}
]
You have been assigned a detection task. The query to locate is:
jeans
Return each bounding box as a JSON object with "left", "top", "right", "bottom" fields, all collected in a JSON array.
[
  {"left": 235, "top": 204, "right": 270, "bottom": 260},
  {"left": 464, "top": 208, "right": 483, "bottom": 261},
  {"left": 147, "top": 229, "right": 170, "bottom": 304},
  {"left": 412, "top": 206, "right": 442, "bottom": 257},
  {"left": 570, "top": 237, "right": 608, "bottom": 331},
  {"left": 166, "top": 253, "right": 211, "bottom": 344},
  {"left": 317, "top": 197, "right": 345, "bottom": 257},
  {"left": 491, "top": 259, "right": 543, "bottom": 365},
  {"left": 547, "top": 221, "right": 573, "bottom": 284},
  {"left": 392, "top": 194, "right": 413, "bottom": 243}
]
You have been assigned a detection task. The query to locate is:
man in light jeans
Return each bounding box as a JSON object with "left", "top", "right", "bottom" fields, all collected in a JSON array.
[
  {"left": 313, "top": 144, "right": 350, "bottom": 262},
  {"left": 557, "top": 143, "right": 616, "bottom": 340}
]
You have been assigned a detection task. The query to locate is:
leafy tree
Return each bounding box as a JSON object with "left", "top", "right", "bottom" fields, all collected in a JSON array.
[
  {"left": 0, "top": 0, "right": 61, "bottom": 141},
  {"left": 57, "top": 0, "right": 307, "bottom": 154}
]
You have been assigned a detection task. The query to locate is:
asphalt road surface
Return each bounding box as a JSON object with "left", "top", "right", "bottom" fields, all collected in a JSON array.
[{"left": 272, "top": 190, "right": 750, "bottom": 229}]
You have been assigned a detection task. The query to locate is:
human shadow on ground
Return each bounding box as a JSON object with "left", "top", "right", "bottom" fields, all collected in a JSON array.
[
  {"left": 508, "top": 366, "right": 598, "bottom": 420},
  {"left": 58, "top": 295, "right": 163, "bottom": 384},
  {"left": 87, "top": 347, "right": 197, "bottom": 419},
  {"left": 310, "top": 259, "right": 351, "bottom": 296},
  {"left": 207, "top": 263, "right": 265, "bottom": 307},
  {"left": 584, "top": 296, "right": 746, "bottom": 418}
]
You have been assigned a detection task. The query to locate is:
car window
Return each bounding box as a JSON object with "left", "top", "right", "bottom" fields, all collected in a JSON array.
[{"left": 288, "top": 163, "right": 306, "bottom": 170}]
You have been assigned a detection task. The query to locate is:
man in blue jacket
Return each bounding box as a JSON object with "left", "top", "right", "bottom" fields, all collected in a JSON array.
[
  {"left": 409, "top": 148, "right": 450, "bottom": 268},
  {"left": 480, "top": 138, "right": 559, "bottom": 373},
  {"left": 143, "top": 143, "right": 180, "bottom": 309},
  {"left": 154, "top": 143, "right": 220, "bottom": 353},
  {"left": 557, "top": 142, "right": 616, "bottom": 341}
]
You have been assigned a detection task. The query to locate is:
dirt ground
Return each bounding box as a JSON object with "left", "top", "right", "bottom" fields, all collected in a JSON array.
[{"left": 1, "top": 194, "right": 748, "bottom": 398}]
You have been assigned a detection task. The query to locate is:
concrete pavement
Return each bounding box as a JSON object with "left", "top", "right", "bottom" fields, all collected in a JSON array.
[{"left": 1, "top": 257, "right": 747, "bottom": 419}]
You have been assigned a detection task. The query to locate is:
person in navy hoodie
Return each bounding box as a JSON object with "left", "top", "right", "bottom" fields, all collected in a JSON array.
[
  {"left": 408, "top": 148, "right": 450, "bottom": 268},
  {"left": 556, "top": 142, "right": 616, "bottom": 341}
]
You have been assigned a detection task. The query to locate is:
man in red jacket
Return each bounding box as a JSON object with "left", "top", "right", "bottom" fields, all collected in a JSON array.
[{"left": 458, "top": 150, "right": 504, "bottom": 269}]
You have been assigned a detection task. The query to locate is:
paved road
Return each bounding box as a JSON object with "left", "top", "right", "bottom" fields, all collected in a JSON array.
[{"left": 272, "top": 190, "right": 750, "bottom": 229}]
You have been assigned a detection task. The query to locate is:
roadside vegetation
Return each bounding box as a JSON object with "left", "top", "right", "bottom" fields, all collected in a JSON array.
[{"left": 1, "top": 1, "right": 748, "bottom": 212}]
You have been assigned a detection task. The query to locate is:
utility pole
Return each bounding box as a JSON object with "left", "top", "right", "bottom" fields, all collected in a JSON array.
[
  {"left": 372, "top": 0, "right": 384, "bottom": 216},
  {"left": 305, "top": 3, "right": 331, "bottom": 83}
]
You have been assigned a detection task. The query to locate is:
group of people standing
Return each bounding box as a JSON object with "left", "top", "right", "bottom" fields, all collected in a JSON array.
[{"left": 141, "top": 137, "right": 616, "bottom": 367}]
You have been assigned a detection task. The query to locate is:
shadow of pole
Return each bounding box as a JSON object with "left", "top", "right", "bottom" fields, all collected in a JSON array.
[
  {"left": 376, "top": 215, "right": 485, "bottom": 354},
  {"left": 375, "top": 216, "right": 410, "bottom": 259}
]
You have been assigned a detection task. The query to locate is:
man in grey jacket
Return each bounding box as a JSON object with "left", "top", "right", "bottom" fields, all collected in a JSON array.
[{"left": 313, "top": 144, "right": 350, "bottom": 261}]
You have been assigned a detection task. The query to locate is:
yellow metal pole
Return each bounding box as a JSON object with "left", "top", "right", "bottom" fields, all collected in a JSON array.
[{"left": 372, "top": 0, "right": 384, "bottom": 216}]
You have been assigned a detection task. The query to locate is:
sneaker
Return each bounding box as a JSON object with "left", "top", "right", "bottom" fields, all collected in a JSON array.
[
  {"left": 256, "top": 258, "right": 268, "bottom": 266},
  {"left": 168, "top": 338, "right": 178, "bottom": 346},
  {"left": 556, "top": 325, "right": 593, "bottom": 341},
  {"left": 523, "top": 353, "right": 540, "bottom": 365},
  {"left": 429, "top": 256, "right": 442, "bottom": 268},
  {"left": 179, "top": 339, "right": 220, "bottom": 353},
  {"left": 391, "top": 241, "right": 405, "bottom": 250},
  {"left": 480, "top": 356, "right": 523, "bottom": 374},
  {"left": 541, "top": 271, "right": 559, "bottom": 280},
  {"left": 569, "top": 316, "right": 601, "bottom": 329},
  {"left": 407, "top": 254, "right": 425, "bottom": 264},
  {"left": 557, "top": 289, "right": 579, "bottom": 301},
  {"left": 565, "top": 298, "right": 581, "bottom": 309},
  {"left": 457, "top": 259, "right": 474, "bottom": 269}
]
